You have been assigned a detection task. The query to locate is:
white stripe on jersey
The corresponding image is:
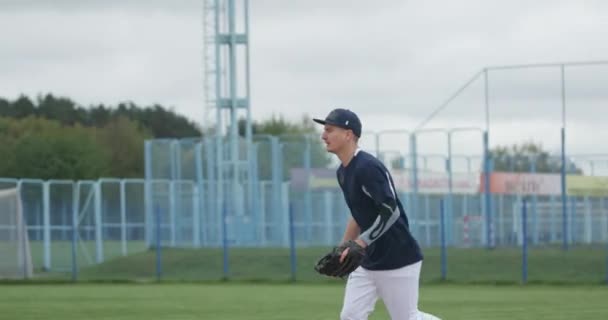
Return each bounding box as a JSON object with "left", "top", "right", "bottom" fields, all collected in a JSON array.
[{"left": 359, "top": 170, "right": 400, "bottom": 244}]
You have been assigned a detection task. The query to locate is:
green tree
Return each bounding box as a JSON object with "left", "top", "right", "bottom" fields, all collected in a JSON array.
[
  {"left": 36, "top": 94, "right": 81, "bottom": 125},
  {"left": 12, "top": 95, "right": 36, "bottom": 118},
  {"left": 0, "top": 98, "right": 11, "bottom": 118},
  {"left": 0, "top": 93, "right": 202, "bottom": 139},
  {"left": 96, "top": 116, "right": 152, "bottom": 178},
  {"left": 0, "top": 117, "right": 110, "bottom": 179},
  {"left": 490, "top": 141, "right": 582, "bottom": 174},
  {"left": 138, "top": 104, "right": 202, "bottom": 138}
]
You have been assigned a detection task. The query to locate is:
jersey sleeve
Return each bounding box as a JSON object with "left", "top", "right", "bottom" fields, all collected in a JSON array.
[{"left": 357, "top": 164, "right": 401, "bottom": 245}]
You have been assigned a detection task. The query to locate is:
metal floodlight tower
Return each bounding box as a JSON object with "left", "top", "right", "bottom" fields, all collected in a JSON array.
[{"left": 203, "top": 0, "right": 253, "bottom": 213}]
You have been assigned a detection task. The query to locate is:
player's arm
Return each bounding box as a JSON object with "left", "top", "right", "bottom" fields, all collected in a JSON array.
[
  {"left": 336, "top": 168, "right": 361, "bottom": 244},
  {"left": 341, "top": 217, "right": 360, "bottom": 243},
  {"left": 357, "top": 165, "right": 400, "bottom": 246}
]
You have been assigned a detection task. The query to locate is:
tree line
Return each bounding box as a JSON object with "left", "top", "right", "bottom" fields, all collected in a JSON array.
[
  {"left": 0, "top": 94, "right": 330, "bottom": 180},
  {"left": 0, "top": 94, "right": 202, "bottom": 138},
  {"left": 0, "top": 93, "right": 579, "bottom": 180}
]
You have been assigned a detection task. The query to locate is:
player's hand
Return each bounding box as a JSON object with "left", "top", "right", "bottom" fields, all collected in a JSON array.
[{"left": 340, "top": 239, "right": 367, "bottom": 263}]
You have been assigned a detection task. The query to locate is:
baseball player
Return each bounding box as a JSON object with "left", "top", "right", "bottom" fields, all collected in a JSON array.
[{"left": 313, "top": 108, "right": 440, "bottom": 320}]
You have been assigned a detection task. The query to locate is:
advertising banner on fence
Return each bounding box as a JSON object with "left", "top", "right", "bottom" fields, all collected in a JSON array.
[
  {"left": 392, "top": 171, "right": 480, "bottom": 194},
  {"left": 482, "top": 172, "right": 608, "bottom": 196},
  {"left": 483, "top": 172, "right": 561, "bottom": 195},
  {"left": 290, "top": 168, "right": 479, "bottom": 194},
  {"left": 293, "top": 169, "right": 608, "bottom": 196},
  {"left": 566, "top": 175, "right": 608, "bottom": 196}
]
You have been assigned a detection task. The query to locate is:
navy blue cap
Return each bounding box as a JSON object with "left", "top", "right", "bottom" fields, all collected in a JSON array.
[{"left": 313, "top": 108, "right": 362, "bottom": 137}]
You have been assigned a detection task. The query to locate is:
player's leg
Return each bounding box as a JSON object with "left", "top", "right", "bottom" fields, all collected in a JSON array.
[
  {"left": 374, "top": 261, "right": 431, "bottom": 320},
  {"left": 340, "top": 267, "right": 378, "bottom": 320}
]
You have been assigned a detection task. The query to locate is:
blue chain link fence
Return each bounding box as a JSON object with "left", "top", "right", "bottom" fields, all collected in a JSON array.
[{"left": 1, "top": 130, "right": 607, "bottom": 283}]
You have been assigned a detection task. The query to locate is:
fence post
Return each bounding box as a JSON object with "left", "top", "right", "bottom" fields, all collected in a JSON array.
[
  {"left": 71, "top": 182, "right": 79, "bottom": 282},
  {"left": 440, "top": 199, "right": 447, "bottom": 281},
  {"left": 120, "top": 180, "right": 127, "bottom": 256},
  {"left": 94, "top": 181, "right": 104, "bottom": 263},
  {"left": 570, "top": 197, "right": 576, "bottom": 245},
  {"left": 560, "top": 128, "right": 568, "bottom": 251},
  {"left": 522, "top": 199, "right": 528, "bottom": 284},
  {"left": 530, "top": 159, "right": 538, "bottom": 245},
  {"left": 324, "top": 191, "right": 333, "bottom": 245},
  {"left": 193, "top": 184, "right": 201, "bottom": 247},
  {"left": 303, "top": 138, "right": 313, "bottom": 244},
  {"left": 43, "top": 181, "right": 51, "bottom": 271},
  {"left": 169, "top": 181, "right": 176, "bottom": 247},
  {"left": 144, "top": 141, "right": 153, "bottom": 248},
  {"left": 483, "top": 130, "right": 493, "bottom": 249},
  {"left": 409, "top": 134, "right": 419, "bottom": 241},
  {"left": 289, "top": 202, "right": 297, "bottom": 282},
  {"left": 222, "top": 201, "right": 230, "bottom": 280},
  {"left": 155, "top": 204, "right": 162, "bottom": 282}
]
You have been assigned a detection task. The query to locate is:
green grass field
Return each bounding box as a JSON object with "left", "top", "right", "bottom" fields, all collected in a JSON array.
[
  {"left": 2, "top": 283, "right": 607, "bottom": 319},
  {"left": 5, "top": 243, "right": 608, "bottom": 319}
]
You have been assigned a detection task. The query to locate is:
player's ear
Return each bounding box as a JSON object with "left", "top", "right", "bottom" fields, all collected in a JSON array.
[{"left": 346, "top": 129, "right": 355, "bottom": 142}]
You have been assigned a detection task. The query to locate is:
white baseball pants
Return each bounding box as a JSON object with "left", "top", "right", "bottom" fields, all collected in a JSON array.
[{"left": 340, "top": 261, "right": 440, "bottom": 320}]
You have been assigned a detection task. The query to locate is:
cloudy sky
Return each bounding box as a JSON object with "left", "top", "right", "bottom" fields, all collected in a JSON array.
[{"left": 1, "top": 0, "right": 607, "bottom": 172}]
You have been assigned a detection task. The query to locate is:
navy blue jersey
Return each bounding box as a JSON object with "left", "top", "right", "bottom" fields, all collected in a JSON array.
[{"left": 337, "top": 149, "right": 423, "bottom": 270}]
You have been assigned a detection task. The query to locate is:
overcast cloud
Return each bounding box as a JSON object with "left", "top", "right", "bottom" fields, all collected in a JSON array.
[{"left": 1, "top": 0, "right": 607, "bottom": 167}]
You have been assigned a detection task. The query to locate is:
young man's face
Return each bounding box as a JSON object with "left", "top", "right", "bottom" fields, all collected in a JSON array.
[{"left": 321, "top": 124, "right": 353, "bottom": 153}]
